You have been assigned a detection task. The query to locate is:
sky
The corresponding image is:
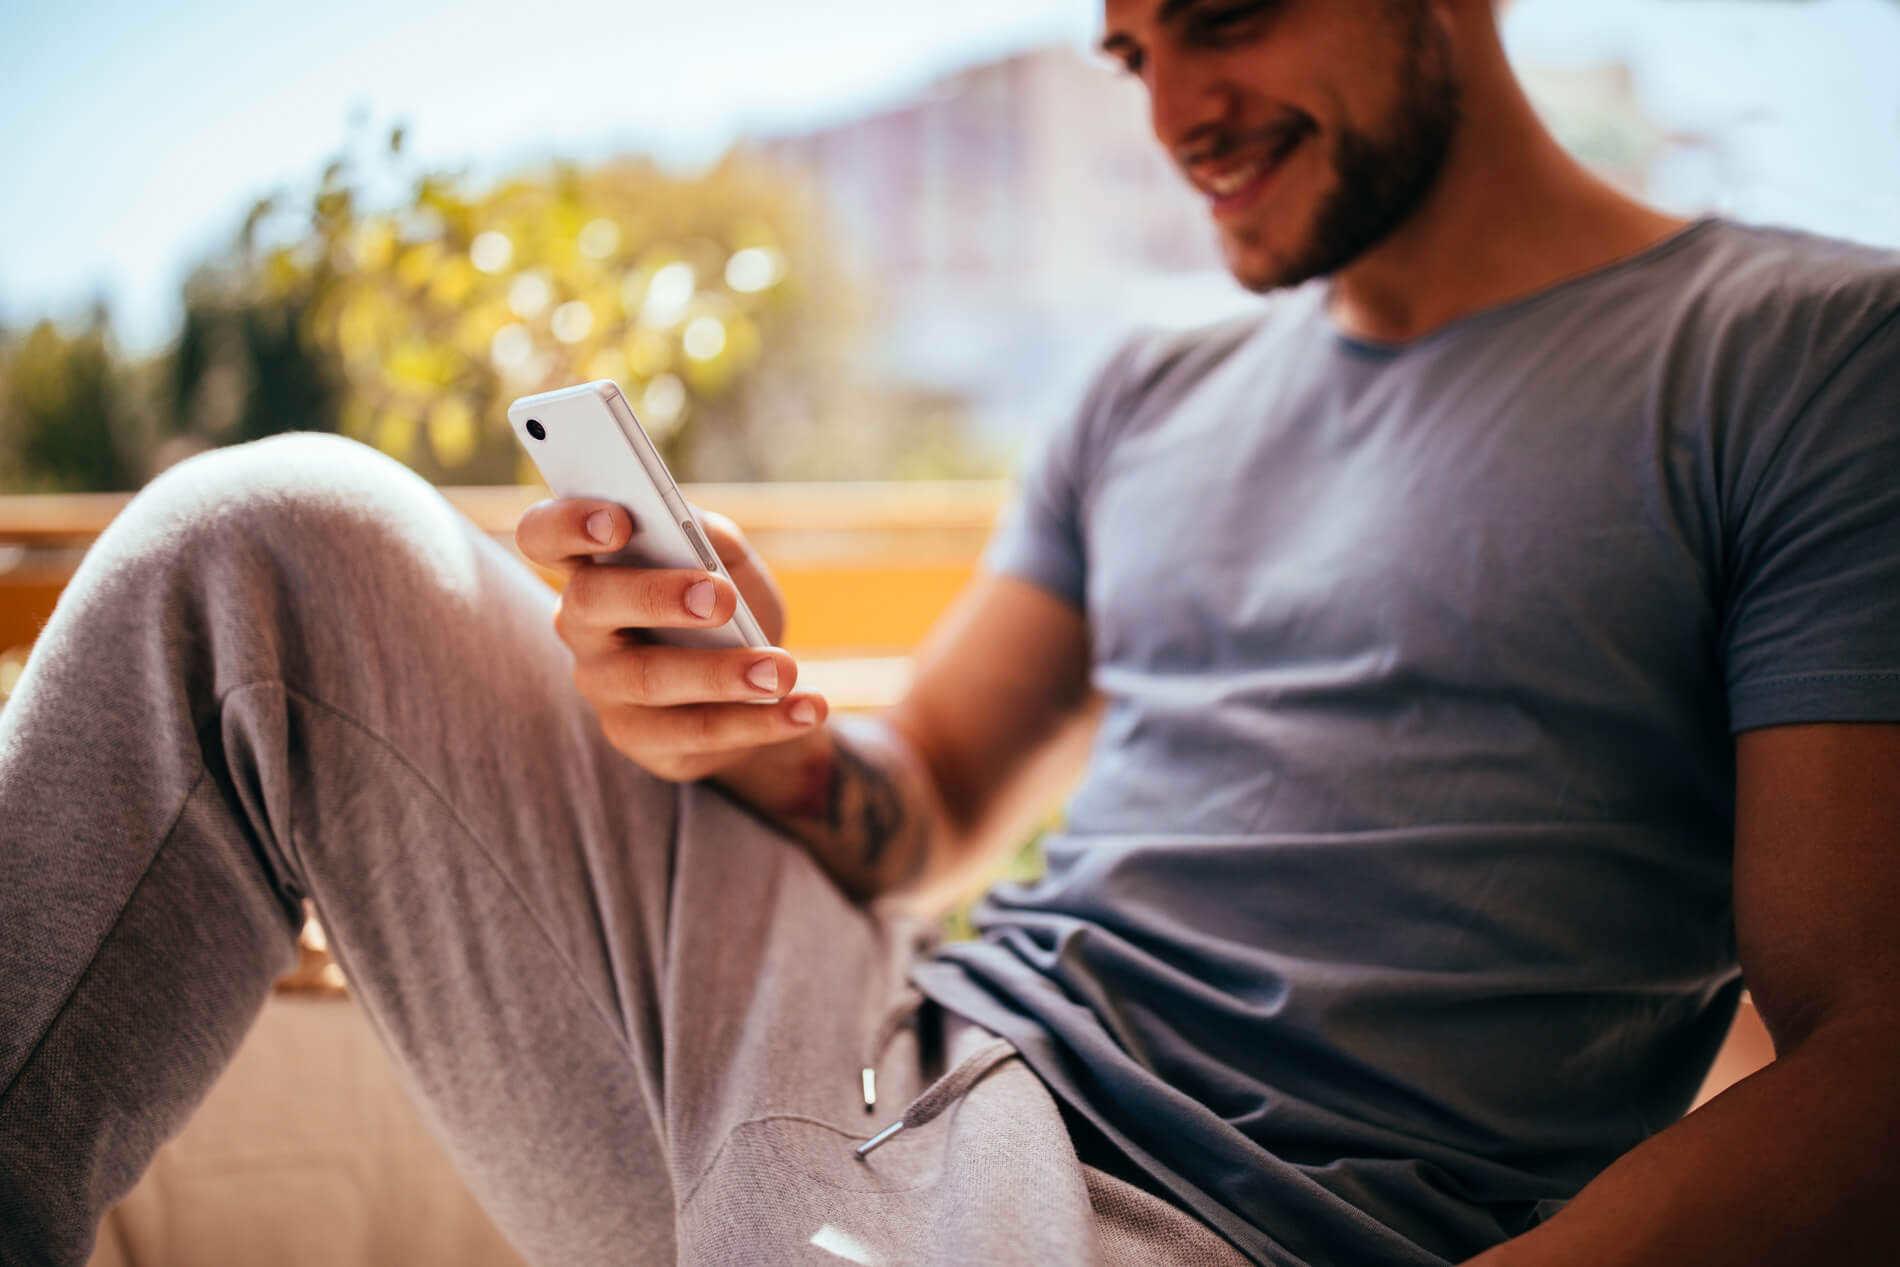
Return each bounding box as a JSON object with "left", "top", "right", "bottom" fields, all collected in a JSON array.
[
  {"left": 4, "top": 0, "right": 1899, "bottom": 353},
  {"left": 0, "top": 0, "right": 1100, "bottom": 348}
]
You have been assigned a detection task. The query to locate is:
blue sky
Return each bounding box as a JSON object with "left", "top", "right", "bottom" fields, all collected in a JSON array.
[
  {"left": 4, "top": 0, "right": 1898, "bottom": 352},
  {"left": 0, "top": 0, "right": 1098, "bottom": 347}
]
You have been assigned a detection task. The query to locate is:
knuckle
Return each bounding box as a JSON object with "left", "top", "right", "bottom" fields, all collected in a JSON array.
[
  {"left": 641, "top": 571, "right": 683, "bottom": 620},
  {"left": 561, "top": 568, "right": 597, "bottom": 614},
  {"left": 656, "top": 753, "right": 701, "bottom": 783},
  {"left": 637, "top": 737, "right": 693, "bottom": 782},
  {"left": 630, "top": 649, "right": 659, "bottom": 704},
  {"left": 552, "top": 595, "right": 580, "bottom": 645},
  {"left": 598, "top": 708, "right": 636, "bottom": 756},
  {"left": 575, "top": 656, "right": 615, "bottom": 705},
  {"left": 515, "top": 504, "right": 556, "bottom": 559}
]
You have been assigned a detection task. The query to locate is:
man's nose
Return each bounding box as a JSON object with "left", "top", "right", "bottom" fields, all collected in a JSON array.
[{"left": 1144, "top": 47, "right": 1235, "bottom": 155}]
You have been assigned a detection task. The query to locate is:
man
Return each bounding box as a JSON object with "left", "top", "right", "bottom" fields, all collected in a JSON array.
[{"left": 3, "top": 0, "right": 1897, "bottom": 1263}]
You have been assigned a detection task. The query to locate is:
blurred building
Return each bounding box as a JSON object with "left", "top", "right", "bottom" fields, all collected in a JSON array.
[
  {"left": 751, "top": 45, "right": 1250, "bottom": 450},
  {"left": 752, "top": 44, "right": 1715, "bottom": 451},
  {"left": 755, "top": 46, "right": 1223, "bottom": 309}
]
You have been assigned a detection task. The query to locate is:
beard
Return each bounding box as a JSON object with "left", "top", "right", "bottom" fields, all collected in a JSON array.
[{"left": 1224, "top": 6, "right": 1464, "bottom": 292}]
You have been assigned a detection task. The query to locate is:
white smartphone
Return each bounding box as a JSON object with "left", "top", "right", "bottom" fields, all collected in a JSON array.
[{"left": 507, "top": 381, "right": 769, "bottom": 650}]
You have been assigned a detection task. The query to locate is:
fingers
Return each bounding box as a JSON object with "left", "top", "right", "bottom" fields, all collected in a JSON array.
[
  {"left": 554, "top": 565, "right": 739, "bottom": 648},
  {"left": 695, "top": 506, "right": 787, "bottom": 644},
  {"left": 515, "top": 498, "right": 631, "bottom": 577},
  {"left": 695, "top": 509, "right": 750, "bottom": 569},
  {"left": 522, "top": 499, "right": 822, "bottom": 781},
  {"left": 600, "top": 695, "right": 830, "bottom": 773},
  {"left": 575, "top": 645, "right": 802, "bottom": 709}
]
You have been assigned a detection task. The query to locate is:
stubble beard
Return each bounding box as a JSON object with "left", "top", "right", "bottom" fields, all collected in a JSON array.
[{"left": 1224, "top": 10, "right": 1464, "bottom": 294}]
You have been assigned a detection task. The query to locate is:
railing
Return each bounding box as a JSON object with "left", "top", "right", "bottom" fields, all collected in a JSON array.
[{"left": 0, "top": 481, "right": 1010, "bottom": 709}]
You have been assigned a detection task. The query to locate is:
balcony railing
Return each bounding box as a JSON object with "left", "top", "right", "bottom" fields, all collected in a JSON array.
[{"left": 0, "top": 481, "right": 1009, "bottom": 710}]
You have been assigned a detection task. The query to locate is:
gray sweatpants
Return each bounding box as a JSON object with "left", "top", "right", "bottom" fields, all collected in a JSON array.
[{"left": 0, "top": 435, "right": 1247, "bottom": 1267}]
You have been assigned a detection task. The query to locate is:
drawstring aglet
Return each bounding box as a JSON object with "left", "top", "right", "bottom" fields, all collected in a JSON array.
[
  {"left": 853, "top": 1035, "right": 1015, "bottom": 1163},
  {"left": 855, "top": 1119, "right": 905, "bottom": 1160},
  {"left": 861, "top": 1066, "right": 877, "bottom": 1114}
]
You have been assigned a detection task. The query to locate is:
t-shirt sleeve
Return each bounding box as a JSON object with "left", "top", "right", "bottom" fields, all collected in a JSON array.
[
  {"left": 981, "top": 340, "right": 1140, "bottom": 610},
  {"left": 1724, "top": 305, "right": 1900, "bottom": 731}
]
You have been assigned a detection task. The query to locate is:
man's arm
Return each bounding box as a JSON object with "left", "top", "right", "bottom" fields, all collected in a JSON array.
[
  {"left": 715, "top": 572, "right": 1097, "bottom": 908},
  {"left": 1465, "top": 722, "right": 1900, "bottom": 1266}
]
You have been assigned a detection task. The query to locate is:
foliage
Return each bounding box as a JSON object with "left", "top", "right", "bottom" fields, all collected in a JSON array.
[
  {"left": 2, "top": 129, "right": 998, "bottom": 491},
  {"left": 0, "top": 313, "right": 146, "bottom": 493},
  {"left": 219, "top": 136, "right": 873, "bottom": 483}
]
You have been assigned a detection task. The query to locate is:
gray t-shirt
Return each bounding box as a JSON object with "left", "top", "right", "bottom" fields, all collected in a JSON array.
[{"left": 911, "top": 219, "right": 1900, "bottom": 1266}]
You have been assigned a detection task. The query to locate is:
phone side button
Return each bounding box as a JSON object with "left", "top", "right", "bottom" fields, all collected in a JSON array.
[{"left": 682, "top": 519, "right": 720, "bottom": 571}]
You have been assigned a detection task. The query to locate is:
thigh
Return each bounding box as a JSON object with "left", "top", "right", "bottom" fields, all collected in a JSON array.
[
  {"left": 672, "top": 994, "right": 1110, "bottom": 1267},
  {"left": 660, "top": 824, "right": 1255, "bottom": 1267}
]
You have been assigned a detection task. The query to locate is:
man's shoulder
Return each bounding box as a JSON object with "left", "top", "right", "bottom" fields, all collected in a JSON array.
[
  {"left": 1691, "top": 219, "right": 1900, "bottom": 289},
  {"left": 1674, "top": 220, "right": 1900, "bottom": 354}
]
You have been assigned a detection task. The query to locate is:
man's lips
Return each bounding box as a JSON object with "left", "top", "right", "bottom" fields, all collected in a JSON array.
[{"left": 1182, "top": 127, "right": 1312, "bottom": 218}]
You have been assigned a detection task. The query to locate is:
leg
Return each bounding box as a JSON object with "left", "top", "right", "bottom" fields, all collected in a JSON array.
[
  {"left": 0, "top": 435, "right": 690, "bottom": 1265},
  {"left": 0, "top": 433, "right": 1246, "bottom": 1267}
]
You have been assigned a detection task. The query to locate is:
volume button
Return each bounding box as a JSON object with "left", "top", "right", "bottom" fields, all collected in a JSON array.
[{"left": 682, "top": 519, "right": 719, "bottom": 570}]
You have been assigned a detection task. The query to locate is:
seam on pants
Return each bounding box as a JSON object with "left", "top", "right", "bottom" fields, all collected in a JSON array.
[
  {"left": 0, "top": 765, "right": 212, "bottom": 1104},
  {"left": 226, "top": 679, "right": 641, "bottom": 1064},
  {"left": 677, "top": 1112, "right": 952, "bottom": 1207}
]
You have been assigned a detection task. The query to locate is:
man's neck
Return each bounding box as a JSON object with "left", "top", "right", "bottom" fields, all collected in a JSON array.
[{"left": 1328, "top": 55, "right": 1690, "bottom": 347}]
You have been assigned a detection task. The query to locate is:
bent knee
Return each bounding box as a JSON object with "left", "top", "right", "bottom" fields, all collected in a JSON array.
[
  {"left": 93, "top": 434, "right": 494, "bottom": 615},
  {"left": 135, "top": 433, "right": 441, "bottom": 539}
]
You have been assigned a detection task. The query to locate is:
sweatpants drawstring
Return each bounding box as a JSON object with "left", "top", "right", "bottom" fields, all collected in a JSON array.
[
  {"left": 860, "top": 984, "right": 924, "bottom": 1114},
  {"left": 855, "top": 1036, "right": 1017, "bottom": 1159}
]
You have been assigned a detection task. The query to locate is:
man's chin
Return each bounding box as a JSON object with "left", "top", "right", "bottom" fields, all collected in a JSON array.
[{"left": 1219, "top": 235, "right": 1311, "bottom": 296}]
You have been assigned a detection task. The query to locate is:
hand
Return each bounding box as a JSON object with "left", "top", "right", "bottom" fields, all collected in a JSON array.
[{"left": 514, "top": 498, "right": 829, "bottom": 781}]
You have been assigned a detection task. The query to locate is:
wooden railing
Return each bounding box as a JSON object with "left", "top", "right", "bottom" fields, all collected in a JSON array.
[{"left": 0, "top": 481, "right": 1009, "bottom": 709}]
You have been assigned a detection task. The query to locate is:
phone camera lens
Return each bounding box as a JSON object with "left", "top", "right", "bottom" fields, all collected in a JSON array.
[{"left": 525, "top": 419, "right": 546, "bottom": 441}]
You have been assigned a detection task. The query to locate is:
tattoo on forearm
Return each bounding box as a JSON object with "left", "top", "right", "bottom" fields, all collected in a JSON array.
[
  {"left": 783, "top": 736, "right": 913, "bottom": 880},
  {"left": 826, "top": 740, "right": 907, "bottom": 873}
]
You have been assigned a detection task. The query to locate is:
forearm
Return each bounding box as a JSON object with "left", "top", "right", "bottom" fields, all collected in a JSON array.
[
  {"left": 1465, "top": 1011, "right": 1900, "bottom": 1266},
  {"left": 711, "top": 714, "right": 954, "bottom": 903}
]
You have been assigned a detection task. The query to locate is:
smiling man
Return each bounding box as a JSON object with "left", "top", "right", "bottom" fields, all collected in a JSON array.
[{"left": 4, "top": 2, "right": 1899, "bottom": 1266}]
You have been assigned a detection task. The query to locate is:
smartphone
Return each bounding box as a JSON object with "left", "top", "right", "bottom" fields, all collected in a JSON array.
[{"left": 508, "top": 381, "right": 769, "bottom": 650}]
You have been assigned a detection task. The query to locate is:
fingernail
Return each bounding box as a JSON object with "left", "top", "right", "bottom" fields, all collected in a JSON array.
[
  {"left": 745, "top": 659, "right": 779, "bottom": 693},
  {"left": 789, "top": 699, "right": 818, "bottom": 726},
  {"left": 585, "top": 510, "right": 614, "bottom": 545},
  {"left": 684, "top": 580, "right": 716, "bottom": 619}
]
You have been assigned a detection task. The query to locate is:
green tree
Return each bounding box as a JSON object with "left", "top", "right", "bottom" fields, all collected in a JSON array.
[
  {"left": 0, "top": 311, "right": 142, "bottom": 493},
  {"left": 168, "top": 285, "right": 342, "bottom": 450},
  {"left": 216, "top": 133, "right": 911, "bottom": 484}
]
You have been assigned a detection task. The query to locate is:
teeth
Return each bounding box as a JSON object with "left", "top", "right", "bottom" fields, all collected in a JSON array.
[
  {"left": 1203, "top": 162, "right": 1264, "bottom": 199},
  {"left": 1190, "top": 130, "right": 1307, "bottom": 202}
]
